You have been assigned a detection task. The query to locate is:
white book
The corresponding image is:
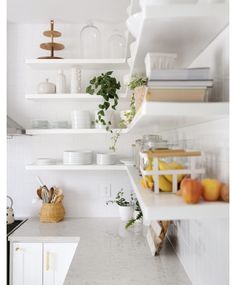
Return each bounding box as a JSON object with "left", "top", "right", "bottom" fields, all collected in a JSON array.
[
  {"left": 149, "top": 67, "right": 210, "bottom": 81},
  {"left": 148, "top": 80, "right": 213, "bottom": 88}
]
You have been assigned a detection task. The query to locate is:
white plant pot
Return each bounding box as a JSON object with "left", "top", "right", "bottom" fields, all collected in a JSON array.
[
  {"left": 118, "top": 206, "right": 134, "bottom": 221},
  {"left": 94, "top": 110, "right": 115, "bottom": 129}
]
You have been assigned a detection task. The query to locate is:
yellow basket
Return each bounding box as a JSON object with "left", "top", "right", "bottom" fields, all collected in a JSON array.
[{"left": 40, "top": 202, "right": 65, "bottom": 223}]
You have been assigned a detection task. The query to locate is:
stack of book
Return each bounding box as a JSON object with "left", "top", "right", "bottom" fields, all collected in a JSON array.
[{"left": 146, "top": 67, "right": 213, "bottom": 102}]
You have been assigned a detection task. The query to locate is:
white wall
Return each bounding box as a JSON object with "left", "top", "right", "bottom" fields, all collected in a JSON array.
[{"left": 165, "top": 27, "right": 229, "bottom": 285}]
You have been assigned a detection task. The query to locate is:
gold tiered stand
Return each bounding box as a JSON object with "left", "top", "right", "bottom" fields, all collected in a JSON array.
[{"left": 38, "top": 20, "right": 64, "bottom": 59}]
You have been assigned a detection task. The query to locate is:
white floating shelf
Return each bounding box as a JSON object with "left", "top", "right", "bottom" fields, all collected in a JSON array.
[
  {"left": 126, "top": 166, "right": 229, "bottom": 221},
  {"left": 25, "top": 58, "right": 128, "bottom": 70},
  {"left": 25, "top": 93, "right": 127, "bottom": 101},
  {"left": 125, "top": 102, "right": 229, "bottom": 133},
  {"left": 26, "top": 128, "right": 125, "bottom": 135},
  {"left": 129, "top": 3, "right": 229, "bottom": 75},
  {"left": 26, "top": 164, "right": 126, "bottom": 171}
]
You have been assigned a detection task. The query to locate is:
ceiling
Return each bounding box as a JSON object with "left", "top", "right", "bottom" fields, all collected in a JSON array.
[{"left": 7, "top": 0, "right": 129, "bottom": 24}]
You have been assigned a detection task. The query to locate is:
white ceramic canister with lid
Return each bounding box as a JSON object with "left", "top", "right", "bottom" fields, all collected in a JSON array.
[{"left": 37, "top": 79, "right": 56, "bottom": 94}]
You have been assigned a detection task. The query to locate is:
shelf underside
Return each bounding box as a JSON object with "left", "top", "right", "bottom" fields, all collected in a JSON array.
[
  {"left": 25, "top": 102, "right": 228, "bottom": 135},
  {"left": 25, "top": 58, "right": 128, "bottom": 70},
  {"left": 126, "top": 102, "right": 229, "bottom": 133},
  {"left": 25, "top": 93, "right": 128, "bottom": 101},
  {"left": 26, "top": 129, "right": 125, "bottom": 135},
  {"left": 26, "top": 164, "right": 126, "bottom": 171},
  {"left": 130, "top": 4, "right": 229, "bottom": 75}
]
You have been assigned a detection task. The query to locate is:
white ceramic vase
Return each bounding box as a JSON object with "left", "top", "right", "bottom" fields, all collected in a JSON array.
[
  {"left": 118, "top": 206, "right": 134, "bottom": 221},
  {"left": 56, "top": 69, "right": 66, "bottom": 93},
  {"left": 70, "top": 67, "right": 81, "bottom": 93}
]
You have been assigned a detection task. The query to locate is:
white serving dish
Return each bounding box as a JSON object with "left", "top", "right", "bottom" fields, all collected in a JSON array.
[
  {"left": 145, "top": 52, "right": 177, "bottom": 78},
  {"left": 63, "top": 150, "right": 93, "bottom": 165},
  {"left": 126, "top": 13, "right": 143, "bottom": 39},
  {"left": 36, "top": 158, "right": 56, "bottom": 165},
  {"left": 96, "top": 153, "right": 117, "bottom": 165},
  {"left": 94, "top": 110, "right": 116, "bottom": 129}
]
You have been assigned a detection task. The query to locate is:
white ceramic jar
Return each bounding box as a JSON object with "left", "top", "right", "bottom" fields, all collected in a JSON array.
[
  {"left": 56, "top": 69, "right": 66, "bottom": 93},
  {"left": 96, "top": 153, "right": 117, "bottom": 165},
  {"left": 37, "top": 79, "right": 56, "bottom": 94}
]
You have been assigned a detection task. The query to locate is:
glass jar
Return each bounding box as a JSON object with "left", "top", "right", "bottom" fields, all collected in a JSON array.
[
  {"left": 80, "top": 22, "right": 101, "bottom": 58},
  {"left": 134, "top": 139, "right": 142, "bottom": 170},
  {"left": 141, "top": 135, "right": 169, "bottom": 152},
  {"left": 108, "top": 32, "right": 126, "bottom": 58}
]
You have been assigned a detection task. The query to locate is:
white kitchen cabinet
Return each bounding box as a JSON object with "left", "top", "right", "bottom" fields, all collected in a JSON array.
[
  {"left": 11, "top": 242, "right": 78, "bottom": 285},
  {"left": 12, "top": 243, "right": 43, "bottom": 285},
  {"left": 43, "top": 243, "right": 78, "bottom": 285}
]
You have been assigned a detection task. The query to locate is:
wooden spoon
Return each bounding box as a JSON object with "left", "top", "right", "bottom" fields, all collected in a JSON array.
[
  {"left": 54, "top": 194, "right": 64, "bottom": 204},
  {"left": 37, "top": 188, "right": 42, "bottom": 200}
]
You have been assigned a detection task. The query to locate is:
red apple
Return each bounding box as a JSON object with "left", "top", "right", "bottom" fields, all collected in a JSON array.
[{"left": 181, "top": 178, "right": 203, "bottom": 204}]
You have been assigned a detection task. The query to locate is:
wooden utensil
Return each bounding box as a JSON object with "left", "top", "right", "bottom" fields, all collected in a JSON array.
[
  {"left": 37, "top": 188, "right": 42, "bottom": 200},
  {"left": 54, "top": 194, "right": 64, "bottom": 204},
  {"left": 48, "top": 187, "right": 54, "bottom": 203}
]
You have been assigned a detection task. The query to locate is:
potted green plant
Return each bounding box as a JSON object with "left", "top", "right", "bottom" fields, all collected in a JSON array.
[
  {"left": 86, "top": 71, "right": 121, "bottom": 131},
  {"left": 109, "top": 75, "right": 147, "bottom": 152},
  {"left": 106, "top": 190, "right": 135, "bottom": 221},
  {"left": 128, "top": 74, "right": 148, "bottom": 112},
  {"left": 125, "top": 200, "right": 143, "bottom": 229}
]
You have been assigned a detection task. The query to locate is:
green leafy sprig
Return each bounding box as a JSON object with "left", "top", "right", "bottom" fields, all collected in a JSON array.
[{"left": 106, "top": 190, "right": 134, "bottom": 207}]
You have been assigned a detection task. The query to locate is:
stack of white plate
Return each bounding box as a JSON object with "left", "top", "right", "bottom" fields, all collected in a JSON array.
[
  {"left": 36, "top": 158, "right": 56, "bottom": 165},
  {"left": 71, "top": 110, "right": 91, "bottom": 129},
  {"left": 63, "top": 150, "right": 93, "bottom": 165}
]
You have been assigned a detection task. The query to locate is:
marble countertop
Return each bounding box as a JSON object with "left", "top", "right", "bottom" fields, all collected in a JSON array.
[{"left": 9, "top": 218, "right": 191, "bottom": 285}]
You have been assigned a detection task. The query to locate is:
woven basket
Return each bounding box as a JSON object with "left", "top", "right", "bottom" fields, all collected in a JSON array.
[{"left": 40, "top": 202, "right": 65, "bottom": 223}]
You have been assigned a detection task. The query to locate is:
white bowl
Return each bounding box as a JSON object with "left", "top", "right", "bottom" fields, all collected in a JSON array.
[
  {"left": 96, "top": 153, "right": 117, "bottom": 165},
  {"left": 36, "top": 158, "right": 56, "bottom": 165},
  {"left": 126, "top": 13, "right": 143, "bottom": 39}
]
